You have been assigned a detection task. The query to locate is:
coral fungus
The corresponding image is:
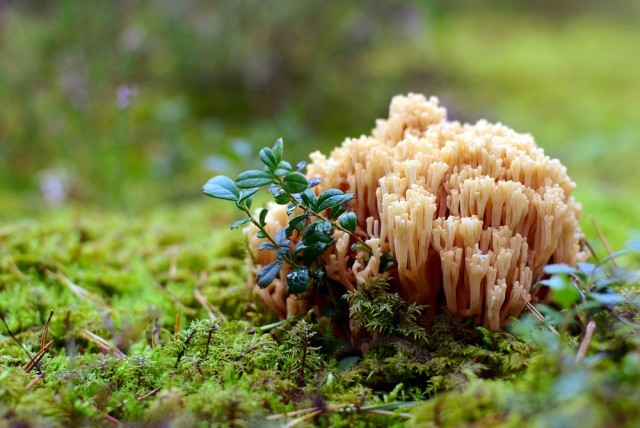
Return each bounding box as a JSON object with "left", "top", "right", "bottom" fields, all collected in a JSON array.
[{"left": 247, "top": 94, "right": 585, "bottom": 329}]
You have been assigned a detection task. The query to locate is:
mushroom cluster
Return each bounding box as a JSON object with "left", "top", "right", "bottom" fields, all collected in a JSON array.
[{"left": 247, "top": 94, "right": 585, "bottom": 330}]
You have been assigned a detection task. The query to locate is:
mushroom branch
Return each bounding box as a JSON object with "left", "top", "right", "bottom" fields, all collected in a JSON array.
[{"left": 248, "top": 93, "right": 586, "bottom": 330}]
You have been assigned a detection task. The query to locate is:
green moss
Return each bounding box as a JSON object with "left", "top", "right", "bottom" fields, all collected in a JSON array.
[{"left": 1, "top": 205, "right": 639, "bottom": 426}]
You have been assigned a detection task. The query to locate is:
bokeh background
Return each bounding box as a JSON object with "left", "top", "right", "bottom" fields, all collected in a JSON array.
[{"left": 1, "top": 0, "right": 639, "bottom": 247}]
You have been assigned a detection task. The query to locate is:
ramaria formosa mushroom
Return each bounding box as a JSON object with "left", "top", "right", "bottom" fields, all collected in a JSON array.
[{"left": 247, "top": 93, "right": 586, "bottom": 330}]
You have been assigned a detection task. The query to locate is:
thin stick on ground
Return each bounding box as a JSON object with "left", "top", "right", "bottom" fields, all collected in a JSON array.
[
  {"left": 576, "top": 320, "right": 597, "bottom": 363},
  {"left": 581, "top": 237, "right": 601, "bottom": 264},
  {"left": 45, "top": 269, "right": 109, "bottom": 308},
  {"left": 41, "top": 310, "right": 54, "bottom": 350},
  {"left": 0, "top": 312, "right": 41, "bottom": 373},
  {"left": 591, "top": 216, "right": 616, "bottom": 268},
  {"left": 138, "top": 387, "right": 162, "bottom": 401},
  {"left": 521, "top": 296, "right": 559, "bottom": 335},
  {"left": 81, "top": 330, "right": 126, "bottom": 358},
  {"left": 283, "top": 409, "right": 324, "bottom": 428},
  {"left": 25, "top": 339, "right": 54, "bottom": 372},
  {"left": 24, "top": 372, "right": 47, "bottom": 390},
  {"left": 194, "top": 272, "right": 227, "bottom": 322},
  {"left": 266, "top": 407, "right": 324, "bottom": 420}
]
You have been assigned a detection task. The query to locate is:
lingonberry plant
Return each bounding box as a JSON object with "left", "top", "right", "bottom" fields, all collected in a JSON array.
[{"left": 202, "top": 138, "right": 371, "bottom": 294}]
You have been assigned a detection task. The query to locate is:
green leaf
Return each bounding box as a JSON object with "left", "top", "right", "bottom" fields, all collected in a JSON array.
[
  {"left": 317, "top": 190, "right": 355, "bottom": 212},
  {"left": 274, "top": 192, "right": 291, "bottom": 205},
  {"left": 258, "top": 242, "right": 276, "bottom": 251},
  {"left": 273, "top": 138, "right": 283, "bottom": 164},
  {"left": 259, "top": 208, "right": 269, "bottom": 227},
  {"left": 317, "top": 220, "right": 334, "bottom": 241},
  {"left": 282, "top": 172, "right": 309, "bottom": 194},
  {"left": 330, "top": 204, "right": 347, "bottom": 220},
  {"left": 275, "top": 227, "right": 288, "bottom": 246},
  {"left": 257, "top": 261, "right": 282, "bottom": 288},
  {"left": 286, "top": 214, "right": 308, "bottom": 237},
  {"left": 601, "top": 250, "right": 630, "bottom": 264},
  {"left": 292, "top": 242, "right": 307, "bottom": 256},
  {"left": 202, "top": 176, "right": 239, "bottom": 201},
  {"left": 303, "top": 242, "right": 330, "bottom": 266},
  {"left": 577, "top": 262, "right": 598, "bottom": 276},
  {"left": 593, "top": 278, "right": 621, "bottom": 290},
  {"left": 339, "top": 212, "right": 357, "bottom": 234},
  {"left": 544, "top": 264, "right": 578, "bottom": 275},
  {"left": 259, "top": 147, "right": 278, "bottom": 171},
  {"left": 236, "top": 170, "right": 274, "bottom": 189},
  {"left": 301, "top": 189, "right": 318, "bottom": 211},
  {"left": 287, "top": 266, "right": 309, "bottom": 293},
  {"left": 589, "top": 291, "right": 625, "bottom": 307},
  {"left": 230, "top": 217, "right": 252, "bottom": 230},
  {"left": 239, "top": 187, "right": 259, "bottom": 202},
  {"left": 541, "top": 275, "right": 580, "bottom": 308},
  {"left": 308, "top": 177, "right": 322, "bottom": 188},
  {"left": 302, "top": 221, "right": 333, "bottom": 246},
  {"left": 317, "top": 189, "right": 343, "bottom": 210},
  {"left": 276, "top": 247, "right": 290, "bottom": 261},
  {"left": 273, "top": 161, "right": 292, "bottom": 177}
]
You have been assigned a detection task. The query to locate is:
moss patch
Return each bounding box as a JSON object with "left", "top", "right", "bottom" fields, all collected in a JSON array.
[{"left": 1, "top": 205, "right": 639, "bottom": 426}]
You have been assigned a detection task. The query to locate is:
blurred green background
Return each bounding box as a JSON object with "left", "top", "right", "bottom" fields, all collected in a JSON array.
[{"left": 1, "top": 0, "right": 639, "bottom": 247}]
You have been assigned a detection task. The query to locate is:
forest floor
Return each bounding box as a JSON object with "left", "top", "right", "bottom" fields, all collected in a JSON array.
[{"left": 1, "top": 204, "right": 639, "bottom": 427}]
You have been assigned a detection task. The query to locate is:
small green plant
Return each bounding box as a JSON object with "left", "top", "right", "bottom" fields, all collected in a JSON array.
[
  {"left": 344, "top": 275, "right": 428, "bottom": 343},
  {"left": 202, "top": 138, "right": 371, "bottom": 294},
  {"left": 535, "top": 256, "right": 632, "bottom": 333}
]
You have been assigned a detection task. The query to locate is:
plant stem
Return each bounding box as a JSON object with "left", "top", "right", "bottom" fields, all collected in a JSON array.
[
  {"left": 240, "top": 206, "right": 279, "bottom": 249},
  {"left": 241, "top": 205, "right": 298, "bottom": 266}
]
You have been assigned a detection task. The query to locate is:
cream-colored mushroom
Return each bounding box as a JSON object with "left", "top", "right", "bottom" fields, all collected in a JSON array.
[{"left": 246, "top": 93, "right": 586, "bottom": 330}]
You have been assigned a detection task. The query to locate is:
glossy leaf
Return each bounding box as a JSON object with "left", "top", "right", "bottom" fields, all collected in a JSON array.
[
  {"left": 273, "top": 138, "right": 283, "bottom": 164},
  {"left": 301, "top": 189, "right": 318, "bottom": 211},
  {"left": 258, "top": 242, "right": 276, "bottom": 251},
  {"left": 259, "top": 147, "right": 278, "bottom": 171},
  {"left": 274, "top": 191, "right": 291, "bottom": 205},
  {"left": 589, "top": 291, "right": 626, "bottom": 306},
  {"left": 236, "top": 170, "right": 274, "bottom": 189},
  {"left": 230, "top": 217, "right": 252, "bottom": 230},
  {"left": 330, "top": 204, "right": 347, "bottom": 219},
  {"left": 317, "top": 190, "right": 354, "bottom": 212},
  {"left": 286, "top": 214, "right": 308, "bottom": 237},
  {"left": 287, "top": 266, "right": 309, "bottom": 293},
  {"left": 544, "top": 264, "right": 578, "bottom": 275},
  {"left": 275, "top": 227, "right": 289, "bottom": 246},
  {"left": 308, "top": 177, "right": 322, "bottom": 188},
  {"left": 273, "top": 161, "right": 293, "bottom": 177},
  {"left": 287, "top": 202, "right": 297, "bottom": 216},
  {"left": 257, "top": 261, "right": 282, "bottom": 288},
  {"left": 238, "top": 187, "right": 259, "bottom": 202},
  {"left": 202, "top": 176, "right": 239, "bottom": 201},
  {"left": 542, "top": 275, "right": 580, "bottom": 308},
  {"left": 282, "top": 172, "right": 309, "bottom": 194},
  {"left": 259, "top": 208, "right": 269, "bottom": 227},
  {"left": 303, "top": 242, "right": 329, "bottom": 266},
  {"left": 339, "top": 212, "right": 357, "bottom": 234}
]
